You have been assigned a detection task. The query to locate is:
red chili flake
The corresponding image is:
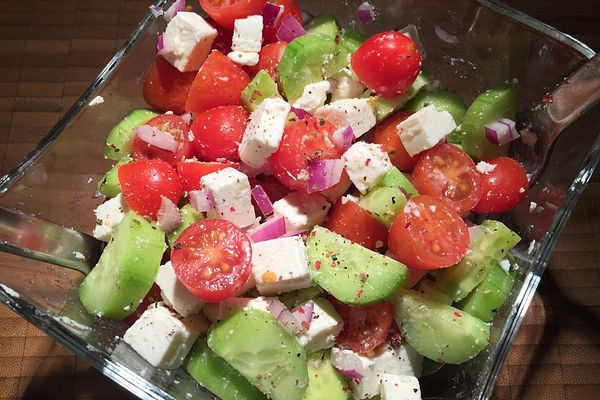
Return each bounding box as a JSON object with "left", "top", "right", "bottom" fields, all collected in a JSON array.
[
  {"left": 229, "top": 206, "right": 236, "bottom": 212},
  {"left": 454, "top": 311, "right": 463, "bottom": 318},
  {"left": 365, "top": 158, "right": 372, "bottom": 166},
  {"left": 357, "top": 289, "right": 363, "bottom": 298},
  {"left": 331, "top": 261, "right": 337, "bottom": 268},
  {"left": 315, "top": 260, "right": 321, "bottom": 270},
  {"left": 542, "top": 94, "right": 553, "bottom": 104},
  {"left": 297, "top": 307, "right": 305, "bottom": 314},
  {"left": 311, "top": 231, "right": 317, "bottom": 237},
  {"left": 325, "top": 250, "right": 333, "bottom": 258},
  {"left": 301, "top": 321, "right": 310, "bottom": 330},
  {"left": 359, "top": 272, "right": 368, "bottom": 282},
  {"left": 278, "top": 275, "right": 283, "bottom": 282}
]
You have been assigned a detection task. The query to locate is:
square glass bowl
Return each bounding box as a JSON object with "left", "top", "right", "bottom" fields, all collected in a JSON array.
[{"left": 0, "top": 0, "right": 597, "bottom": 399}]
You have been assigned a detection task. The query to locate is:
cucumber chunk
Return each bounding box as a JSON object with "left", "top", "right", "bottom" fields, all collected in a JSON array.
[
  {"left": 378, "top": 166, "right": 418, "bottom": 195},
  {"left": 104, "top": 109, "right": 158, "bottom": 161},
  {"left": 340, "top": 30, "right": 366, "bottom": 54},
  {"left": 359, "top": 186, "right": 407, "bottom": 227},
  {"left": 185, "top": 338, "right": 267, "bottom": 400},
  {"left": 405, "top": 89, "right": 467, "bottom": 125},
  {"left": 304, "top": 350, "right": 350, "bottom": 400},
  {"left": 167, "top": 204, "right": 204, "bottom": 248},
  {"left": 393, "top": 289, "right": 490, "bottom": 364},
  {"left": 79, "top": 212, "right": 165, "bottom": 319},
  {"left": 280, "top": 286, "right": 324, "bottom": 309},
  {"left": 241, "top": 70, "right": 281, "bottom": 111},
  {"left": 96, "top": 156, "right": 132, "bottom": 197},
  {"left": 455, "top": 83, "right": 520, "bottom": 160},
  {"left": 208, "top": 309, "right": 308, "bottom": 400},
  {"left": 434, "top": 220, "right": 520, "bottom": 302},
  {"left": 414, "top": 279, "right": 453, "bottom": 305},
  {"left": 456, "top": 260, "right": 516, "bottom": 322},
  {"left": 304, "top": 15, "right": 341, "bottom": 39},
  {"left": 278, "top": 33, "right": 349, "bottom": 102},
  {"left": 421, "top": 358, "right": 445, "bottom": 377},
  {"left": 366, "top": 73, "right": 429, "bottom": 121},
  {"left": 307, "top": 226, "right": 407, "bottom": 305}
]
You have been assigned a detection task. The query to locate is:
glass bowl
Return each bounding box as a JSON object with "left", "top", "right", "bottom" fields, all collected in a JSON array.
[{"left": 0, "top": 0, "right": 597, "bottom": 399}]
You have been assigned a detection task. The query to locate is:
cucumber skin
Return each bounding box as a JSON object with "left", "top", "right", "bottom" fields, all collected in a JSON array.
[
  {"left": 167, "top": 204, "right": 204, "bottom": 248},
  {"left": 185, "top": 339, "right": 268, "bottom": 400},
  {"left": 241, "top": 70, "right": 281, "bottom": 112},
  {"left": 307, "top": 226, "right": 407, "bottom": 305},
  {"left": 393, "top": 289, "right": 490, "bottom": 365},
  {"left": 366, "top": 73, "right": 429, "bottom": 122},
  {"left": 304, "top": 350, "right": 350, "bottom": 400},
  {"left": 404, "top": 89, "right": 467, "bottom": 125},
  {"left": 304, "top": 15, "right": 341, "bottom": 39},
  {"left": 340, "top": 30, "right": 367, "bottom": 54},
  {"left": 104, "top": 109, "right": 158, "bottom": 161},
  {"left": 379, "top": 166, "right": 418, "bottom": 195},
  {"left": 97, "top": 156, "right": 132, "bottom": 197}
]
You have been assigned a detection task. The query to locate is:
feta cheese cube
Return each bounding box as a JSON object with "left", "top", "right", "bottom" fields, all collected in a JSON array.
[
  {"left": 314, "top": 99, "right": 376, "bottom": 139},
  {"left": 203, "top": 296, "right": 272, "bottom": 322},
  {"left": 397, "top": 105, "right": 457, "bottom": 156},
  {"left": 155, "top": 262, "right": 204, "bottom": 317},
  {"left": 343, "top": 142, "right": 392, "bottom": 193},
  {"left": 380, "top": 374, "right": 421, "bottom": 400},
  {"left": 202, "top": 167, "right": 256, "bottom": 228},
  {"left": 93, "top": 193, "right": 128, "bottom": 242},
  {"left": 232, "top": 15, "right": 263, "bottom": 53},
  {"left": 372, "top": 344, "right": 424, "bottom": 379},
  {"left": 227, "top": 50, "right": 260, "bottom": 66},
  {"left": 123, "top": 303, "right": 209, "bottom": 369},
  {"left": 330, "top": 68, "right": 366, "bottom": 102},
  {"left": 251, "top": 236, "right": 311, "bottom": 295},
  {"left": 331, "top": 347, "right": 378, "bottom": 400},
  {"left": 161, "top": 12, "right": 218, "bottom": 72},
  {"left": 295, "top": 298, "right": 343, "bottom": 353},
  {"left": 272, "top": 191, "right": 331, "bottom": 232},
  {"left": 239, "top": 97, "right": 291, "bottom": 168},
  {"left": 292, "top": 80, "right": 331, "bottom": 113}
]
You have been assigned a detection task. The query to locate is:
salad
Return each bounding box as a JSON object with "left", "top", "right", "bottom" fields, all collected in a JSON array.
[{"left": 81, "top": 0, "right": 530, "bottom": 399}]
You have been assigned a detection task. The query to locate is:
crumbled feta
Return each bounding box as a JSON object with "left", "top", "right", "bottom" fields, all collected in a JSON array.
[
  {"left": 518, "top": 187, "right": 525, "bottom": 193},
  {"left": 380, "top": 374, "right": 422, "bottom": 400},
  {"left": 314, "top": 98, "right": 376, "bottom": 139},
  {"left": 397, "top": 105, "right": 457, "bottom": 156},
  {"left": 93, "top": 193, "right": 128, "bottom": 242},
  {"left": 476, "top": 161, "right": 496, "bottom": 174},
  {"left": 329, "top": 68, "right": 366, "bottom": 102},
  {"left": 88, "top": 95, "right": 104, "bottom": 106},
  {"left": 295, "top": 298, "right": 343, "bottom": 353},
  {"left": 529, "top": 201, "right": 537, "bottom": 212},
  {"left": 498, "top": 258, "right": 511, "bottom": 274},
  {"left": 331, "top": 347, "right": 378, "bottom": 400},
  {"left": 155, "top": 262, "right": 204, "bottom": 317},
  {"left": 232, "top": 15, "right": 263, "bottom": 53},
  {"left": 292, "top": 80, "right": 331, "bottom": 113},
  {"left": 343, "top": 142, "right": 392, "bottom": 193},
  {"left": 227, "top": 50, "right": 260, "bottom": 66},
  {"left": 272, "top": 191, "right": 331, "bottom": 232}
]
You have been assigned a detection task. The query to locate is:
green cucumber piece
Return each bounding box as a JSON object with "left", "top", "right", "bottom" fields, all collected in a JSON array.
[
  {"left": 304, "top": 15, "right": 341, "bottom": 39},
  {"left": 97, "top": 156, "right": 132, "bottom": 197},
  {"left": 167, "top": 204, "right": 204, "bottom": 248},
  {"left": 414, "top": 279, "right": 452, "bottom": 305},
  {"left": 307, "top": 226, "right": 407, "bottom": 305},
  {"left": 104, "top": 109, "right": 158, "bottom": 161},
  {"left": 420, "top": 358, "right": 445, "bottom": 377},
  {"left": 241, "top": 70, "right": 281, "bottom": 111},
  {"left": 434, "top": 220, "right": 520, "bottom": 302},
  {"left": 208, "top": 309, "right": 308, "bottom": 400},
  {"left": 278, "top": 33, "right": 349, "bottom": 102},
  {"left": 79, "top": 212, "right": 165, "bottom": 319},
  {"left": 379, "top": 166, "right": 418, "bottom": 195},
  {"left": 304, "top": 350, "right": 350, "bottom": 400},
  {"left": 393, "top": 289, "right": 490, "bottom": 364},
  {"left": 456, "top": 83, "right": 520, "bottom": 160},
  {"left": 366, "top": 73, "right": 429, "bottom": 121},
  {"left": 185, "top": 339, "right": 267, "bottom": 400},
  {"left": 340, "top": 30, "right": 366, "bottom": 54},
  {"left": 456, "top": 261, "right": 516, "bottom": 322},
  {"left": 404, "top": 89, "right": 467, "bottom": 125},
  {"left": 280, "top": 286, "right": 324, "bottom": 309},
  {"left": 359, "top": 186, "right": 407, "bottom": 227}
]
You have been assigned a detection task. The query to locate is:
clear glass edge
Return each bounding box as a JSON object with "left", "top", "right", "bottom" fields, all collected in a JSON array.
[{"left": 0, "top": 1, "right": 598, "bottom": 399}]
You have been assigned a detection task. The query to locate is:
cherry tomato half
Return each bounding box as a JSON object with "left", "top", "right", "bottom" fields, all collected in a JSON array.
[
  {"left": 473, "top": 157, "right": 529, "bottom": 214},
  {"left": 245, "top": 41, "right": 287, "bottom": 83},
  {"left": 199, "top": 0, "right": 267, "bottom": 30},
  {"left": 176, "top": 161, "right": 238, "bottom": 193},
  {"left": 191, "top": 105, "right": 249, "bottom": 162},
  {"left": 143, "top": 56, "right": 196, "bottom": 114},
  {"left": 132, "top": 114, "right": 194, "bottom": 166},
  {"left": 326, "top": 199, "right": 388, "bottom": 252},
  {"left": 368, "top": 111, "right": 418, "bottom": 171}
]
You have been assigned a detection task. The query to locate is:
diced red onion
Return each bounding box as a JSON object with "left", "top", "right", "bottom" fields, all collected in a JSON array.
[
  {"left": 189, "top": 188, "right": 215, "bottom": 212},
  {"left": 484, "top": 119, "right": 519, "bottom": 146},
  {"left": 290, "top": 106, "right": 312, "bottom": 120},
  {"left": 434, "top": 25, "right": 459, "bottom": 44},
  {"left": 262, "top": 2, "right": 284, "bottom": 27},
  {"left": 156, "top": 196, "right": 182, "bottom": 234},
  {"left": 307, "top": 159, "right": 345, "bottom": 193},
  {"left": 251, "top": 185, "right": 274, "bottom": 216},
  {"left": 181, "top": 112, "right": 192, "bottom": 125},
  {"left": 331, "top": 349, "right": 367, "bottom": 380},
  {"left": 163, "top": 0, "right": 185, "bottom": 22},
  {"left": 357, "top": 1, "right": 376, "bottom": 24},
  {"left": 291, "top": 301, "right": 314, "bottom": 331},
  {"left": 498, "top": 118, "right": 520, "bottom": 140},
  {"left": 249, "top": 216, "right": 286, "bottom": 242},
  {"left": 268, "top": 299, "right": 302, "bottom": 335},
  {"left": 275, "top": 14, "right": 306, "bottom": 42},
  {"left": 134, "top": 124, "right": 178, "bottom": 152},
  {"left": 332, "top": 126, "right": 353, "bottom": 151},
  {"left": 156, "top": 34, "right": 164, "bottom": 54},
  {"left": 149, "top": 5, "right": 164, "bottom": 18}
]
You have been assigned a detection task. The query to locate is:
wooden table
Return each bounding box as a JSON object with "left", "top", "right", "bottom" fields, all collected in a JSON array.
[{"left": 0, "top": 1, "right": 598, "bottom": 399}]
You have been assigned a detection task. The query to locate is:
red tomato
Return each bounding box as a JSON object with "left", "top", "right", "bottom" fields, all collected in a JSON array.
[
  {"left": 190, "top": 105, "right": 249, "bottom": 162},
  {"left": 176, "top": 161, "right": 238, "bottom": 193},
  {"left": 198, "top": 0, "right": 267, "bottom": 30},
  {"left": 326, "top": 199, "right": 388, "bottom": 252},
  {"left": 368, "top": 111, "right": 417, "bottom": 171},
  {"left": 388, "top": 195, "right": 469, "bottom": 270},
  {"left": 245, "top": 41, "right": 286, "bottom": 83},
  {"left": 473, "top": 157, "right": 529, "bottom": 214},
  {"left": 132, "top": 114, "right": 194, "bottom": 166},
  {"left": 412, "top": 144, "right": 482, "bottom": 213},
  {"left": 171, "top": 219, "right": 252, "bottom": 302},
  {"left": 119, "top": 160, "right": 182, "bottom": 219},
  {"left": 262, "top": 0, "right": 303, "bottom": 44},
  {"left": 185, "top": 51, "right": 251, "bottom": 114},
  {"left": 330, "top": 297, "right": 394, "bottom": 354},
  {"left": 351, "top": 31, "right": 422, "bottom": 99},
  {"left": 270, "top": 118, "right": 343, "bottom": 192},
  {"left": 143, "top": 56, "right": 196, "bottom": 114},
  {"left": 207, "top": 17, "right": 233, "bottom": 53}
]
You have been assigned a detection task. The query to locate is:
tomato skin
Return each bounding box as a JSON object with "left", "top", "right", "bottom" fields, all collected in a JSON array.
[
  {"left": 132, "top": 114, "right": 194, "bottom": 166},
  {"left": 326, "top": 199, "right": 388, "bottom": 252},
  {"left": 412, "top": 144, "right": 483, "bottom": 213},
  {"left": 185, "top": 51, "right": 251, "bottom": 114},
  {"left": 199, "top": 0, "right": 267, "bottom": 30},
  {"left": 388, "top": 195, "right": 469, "bottom": 270},
  {"left": 329, "top": 297, "right": 394, "bottom": 354},
  {"left": 270, "top": 118, "right": 343, "bottom": 192},
  {"left": 118, "top": 160, "right": 182, "bottom": 219},
  {"left": 176, "top": 161, "right": 238, "bottom": 193},
  {"left": 171, "top": 219, "right": 252, "bottom": 302},
  {"left": 368, "top": 111, "right": 417, "bottom": 171},
  {"left": 262, "top": 0, "right": 302, "bottom": 44},
  {"left": 143, "top": 56, "right": 196, "bottom": 114},
  {"left": 351, "top": 31, "right": 422, "bottom": 99},
  {"left": 473, "top": 157, "right": 529, "bottom": 214},
  {"left": 245, "top": 41, "right": 286, "bottom": 83}
]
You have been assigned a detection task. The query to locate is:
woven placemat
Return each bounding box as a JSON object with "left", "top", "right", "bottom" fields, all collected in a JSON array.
[{"left": 0, "top": 1, "right": 598, "bottom": 399}]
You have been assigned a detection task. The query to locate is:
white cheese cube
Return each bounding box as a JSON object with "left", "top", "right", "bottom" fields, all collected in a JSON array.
[
  {"left": 232, "top": 15, "right": 263, "bottom": 52},
  {"left": 380, "top": 375, "right": 421, "bottom": 400},
  {"left": 202, "top": 167, "right": 256, "bottom": 228},
  {"left": 331, "top": 347, "right": 378, "bottom": 400},
  {"left": 314, "top": 99, "right": 376, "bottom": 139},
  {"left": 239, "top": 97, "right": 291, "bottom": 168},
  {"left": 330, "top": 68, "right": 366, "bottom": 102},
  {"left": 292, "top": 80, "right": 331, "bottom": 113},
  {"left": 227, "top": 50, "right": 260, "bottom": 66},
  {"left": 343, "top": 142, "right": 392, "bottom": 193},
  {"left": 155, "top": 262, "right": 204, "bottom": 318},
  {"left": 123, "top": 303, "right": 209, "bottom": 369},
  {"left": 295, "top": 298, "right": 343, "bottom": 353},
  {"left": 93, "top": 193, "right": 127, "bottom": 242},
  {"left": 203, "top": 296, "right": 272, "bottom": 322},
  {"left": 272, "top": 191, "right": 331, "bottom": 232},
  {"left": 396, "top": 105, "right": 457, "bottom": 156},
  {"left": 251, "top": 236, "right": 312, "bottom": 295},
  {"left": 161, "top": 12, "right": 218, "bottom": 72},
  {"left": 372, "top": 344, "right": 424, "bottom": 379}
]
